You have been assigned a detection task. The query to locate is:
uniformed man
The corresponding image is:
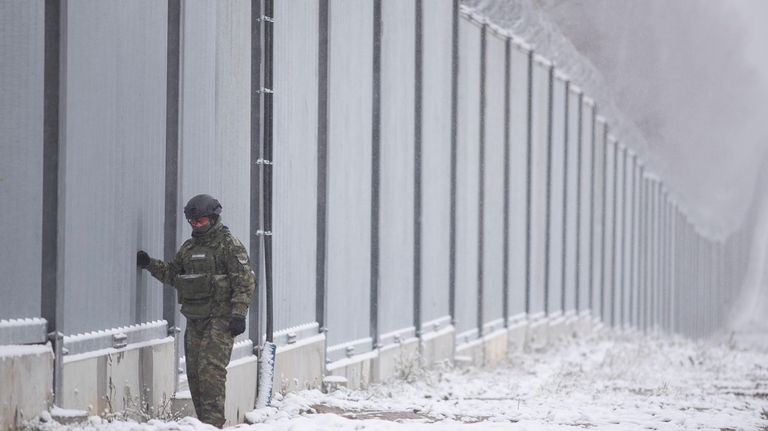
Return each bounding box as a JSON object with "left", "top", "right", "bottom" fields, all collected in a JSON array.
[{"left": 136, "top": 194, "right": 256, "bottom": 428}]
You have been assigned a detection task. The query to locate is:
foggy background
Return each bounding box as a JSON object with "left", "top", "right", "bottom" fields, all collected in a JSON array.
[{"left": 464, "top": 0, "right": 768, "bottom": 237}]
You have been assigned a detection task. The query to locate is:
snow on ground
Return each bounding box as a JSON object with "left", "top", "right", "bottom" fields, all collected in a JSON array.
[{"left": 27, "top": 328, "right": 768, "bottom": 431}]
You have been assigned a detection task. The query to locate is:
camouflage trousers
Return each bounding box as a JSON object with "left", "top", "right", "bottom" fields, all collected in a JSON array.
[{"left": 185, "top": 317, "right": 234, "bottom": 428}]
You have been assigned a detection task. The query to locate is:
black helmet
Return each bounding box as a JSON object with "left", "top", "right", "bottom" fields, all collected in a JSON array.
[{"left": 184, "top": 194, "right": 222, "bottom": 220}]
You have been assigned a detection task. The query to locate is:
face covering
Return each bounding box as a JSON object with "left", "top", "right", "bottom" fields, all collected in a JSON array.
[{"left": 191, "top": 216, "right": 219, "bottom": 237}]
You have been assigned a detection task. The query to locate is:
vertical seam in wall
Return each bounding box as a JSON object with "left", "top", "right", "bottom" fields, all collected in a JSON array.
[
  {"left": 640, "top": 176, "right": 649, "bottom": 329},
  {"left": 651, "top": 182, "right": 656, "bottom": 329},
  {"left": 524, "top": 49, "right": 533, "bottom": 315},
  {"left": 42, "top": 0, "right": 62, "bottom": 336},
  {"left": 574, "top": 93, "right": 583, "bottom": 313},
  {"left": 629, "top": 157, "right": 636, "bottom": 326},
  {"left": 655, "top": 183, "right": 661, "bottom": 328},
  {"left": 588, "top": 106, "right": 596, "bottom": 314},
  {"left": 501, "top": 37, "right": 511, "bottom": 326},
  {"left": 609, "top": 142, "right": 618, "bottom": 326},
  {"left": 599, "top": 124, "right": 608, "bottom": 319},
  {"left": 316, "top": 1, "right": 329, "bottom": 335},
  {"left": 543, "top": 65, "right": 553, "bottom": 316},
  {"left": 164, "top": 0, "right": 180, "bottom": 332},
  {"left": 449, "top": 0, "right": 459, "bottom": 327},
  {"left": 370, "top": 0, "right": 382, "bottom": 348},
  {"left": 620, "top": 150, "right": 627, "bottom": 325},
  {"left": 560, "top": 81, "right": 569, "bottom": 313},
  {"left": 660, "top": 191, "right": 666, "bottom": 329},
  {"left": 414, "top": 0, "right": 423, "bottom": 338},
  {"left": 477, "top": 23, "right": 486, "bottom": 336},
  {"left": 250, "top": 0, "right": 263, "bottom": 347},
  {"left": 263, "top": 0, "right": 275, "bottom": 343}
]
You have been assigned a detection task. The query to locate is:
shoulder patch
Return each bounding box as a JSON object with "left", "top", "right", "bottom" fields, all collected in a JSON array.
[{"left": 237, "top": 253, "right": 249, "bottom": 265}]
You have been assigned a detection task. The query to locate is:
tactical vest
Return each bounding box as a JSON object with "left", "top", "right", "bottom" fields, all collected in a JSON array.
[{"left": 175, "top": 240, "right": 232, "bottom": 320}]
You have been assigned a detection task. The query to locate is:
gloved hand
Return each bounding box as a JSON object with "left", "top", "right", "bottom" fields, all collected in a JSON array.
[
  {"left": 137, "top": 250, "right": 150, "bottom": 269},
  {"left": 229, "top": 316, "right": 246, "bottom": 337}
]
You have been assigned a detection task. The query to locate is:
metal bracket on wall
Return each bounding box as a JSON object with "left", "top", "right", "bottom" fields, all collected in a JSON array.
[
  {"left": 256, "top": 88, "right": 274, "bottom": 94},
  {"left": 256, "top": 158, "right": 273, "bottom": 165},
  {"left": 256, "top": 230, "right": 273, "bottom": 236},
  {"left": 256, "top": 15, "right": 275, "bottom": 23}
]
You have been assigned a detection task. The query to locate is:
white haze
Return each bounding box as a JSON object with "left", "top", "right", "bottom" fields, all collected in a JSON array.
[{"left": 464, "top": 0, "right": 768, "bottom": 237}]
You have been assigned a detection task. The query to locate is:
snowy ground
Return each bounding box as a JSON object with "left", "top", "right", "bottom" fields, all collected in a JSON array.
[{"left": 27, "top": 326, "right": 768, "bottom": 431}]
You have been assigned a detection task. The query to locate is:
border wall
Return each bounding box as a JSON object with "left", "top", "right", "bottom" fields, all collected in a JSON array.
[{"left": 0, "top": 0, "right": 759, "bottom": 428}]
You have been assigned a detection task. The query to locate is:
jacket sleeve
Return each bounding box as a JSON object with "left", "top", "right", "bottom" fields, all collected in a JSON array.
[
  {"left": 146, "top": 249, "right": 184, "bottom": 286},
  {"left": 225, "top": 239, "right": 257, "bottom": 318}
]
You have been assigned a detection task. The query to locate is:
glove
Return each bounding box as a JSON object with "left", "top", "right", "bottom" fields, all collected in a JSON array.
[
  {"left": 137, "top": 250, "right": 150, "bottom": 269},
  {"left": 229, "top": 316, "right": 246, "bottom": 337}
]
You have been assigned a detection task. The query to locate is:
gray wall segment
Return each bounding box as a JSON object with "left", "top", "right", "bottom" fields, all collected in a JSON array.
[
  {"left": 59, "top": 0, "right": 167, "bottom": 334},
  {"left": 378, "top": 0, "right": 416, "bottom": 339},
  {"left": 273, "top": 0, "right": 319, "bottom": 333},
  {"left": 420, "top": 0, "right": 453, "bottom": 327},
  {"left": 590, "top": 119, "right": 607, "bottom": 318},
  {"left": 455, "top": 16, "right": 481, "bottom": 338},
  {"left": 621, "top": 152, "right": 634, "bottom": 326},
  {"left": 481, "top": 30, "right": 507, "bottom": 328},
  {"left": 506, "top": 44, "right": 529, "bottom": 319},
  {"left": 178, "top": 0, "right": 252, "bottom": 347},
  {"left": 577, "top": 101, "right": 594, "bottom": 313},
  {"left": 602, "top": 138, "right": 616, "bottom": 324},
  {"left": 613, "top": 145, "right": 625, "bottom": 325},
  {"left": 546, "top": 76, "right": 567, "bottom": 316},
  {"left": 563, "top": 87, "right": 581, "bottom": 313},
  {"left": 325, "top": 0, "right": 374, "bottom": 349},
  {"left": 528, "top": 59, "right": 550, "bottom": 317},
  {"left": 0, "top": 0, "right": 44, "bottom": 320}
]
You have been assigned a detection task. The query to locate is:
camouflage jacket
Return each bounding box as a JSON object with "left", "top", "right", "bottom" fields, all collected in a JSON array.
[{"left": 147, "top": 222, "right": 256, "bottom": 319}]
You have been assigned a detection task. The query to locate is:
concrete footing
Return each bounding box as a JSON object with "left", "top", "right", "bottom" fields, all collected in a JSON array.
[
  {"left": 526, "top": 317, "right": 550, "bottom": 351},
  {"left": 547, "top": 315, "right": 568, "bottom": 343},
  {"left": 224, "top": 356, "right": 258, "bottom": 425},
  {"left": 0, "top": 344, "right": 54, "bottom": 431},
  {"left": 373, "top": 338, "right": 419, "bottom": 382},
  {"left": 507, "top": 320, "right": 528, "bottom": 354},
  {"left": 61, "top": 337, "right": 175, "bottom": 417},
  {"left": 455, "top": 337, "right": 484, "bottom": 365},
  {"left": 420, "top": 326, "right": 455, "bottom": 368},
  {"left": 326, "top": 351, "right": 378, "bottom": 390},
  {"left": 482, "top": 329, "right": 508, "bottom": 366},
  {"left": 273, "top": 334, "right": 325, "bottom": 394}
]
